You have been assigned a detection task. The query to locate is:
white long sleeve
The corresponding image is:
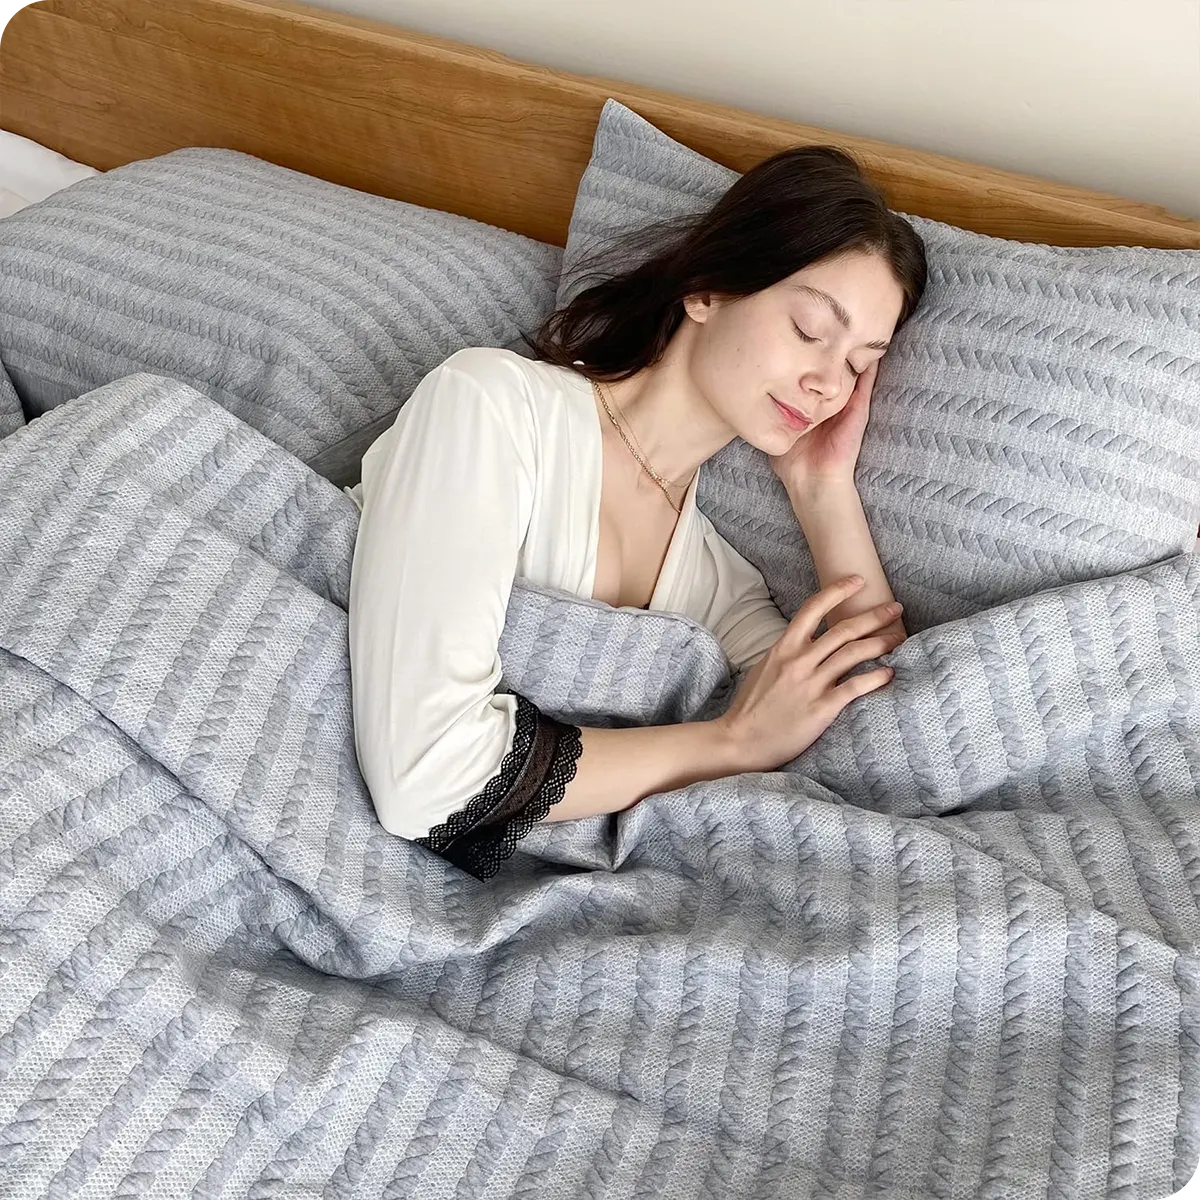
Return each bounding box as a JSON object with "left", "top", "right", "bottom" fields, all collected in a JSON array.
[
  {"left": 704, "top": 541, "right": 790, "bottom": 674},
  {"left": 348, "top": 352, "right": 546, "bottom": 841}
]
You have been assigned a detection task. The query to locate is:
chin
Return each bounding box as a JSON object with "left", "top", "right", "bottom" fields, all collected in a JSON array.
[
  {"left": 744, "top": 430, "right": 797, "bottom": 459},
  {"left": 774, "top": 423, "right": 808, "bottom": 451}
]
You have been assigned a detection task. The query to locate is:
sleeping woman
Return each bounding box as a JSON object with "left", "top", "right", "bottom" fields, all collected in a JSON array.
[{"left": 346, "top": 145, "right": 927, "bottom": 879}]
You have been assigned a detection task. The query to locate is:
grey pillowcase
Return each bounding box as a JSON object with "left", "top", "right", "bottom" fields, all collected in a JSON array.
[
  {"left": 0, "top": 148, "right": 562, "bottom": 478},
  {"left": 562, "top": 99, "right": 1200, "bottom": 632}
]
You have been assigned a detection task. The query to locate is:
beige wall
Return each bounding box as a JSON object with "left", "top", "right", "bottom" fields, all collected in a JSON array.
[{"left": 323, "top": 0, "right": 1200, "bottom": 220}]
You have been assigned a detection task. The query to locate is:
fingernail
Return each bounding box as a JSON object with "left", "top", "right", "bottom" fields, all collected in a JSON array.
[{"left": 889, "top": 601, "right": 903, "bottom": 613}]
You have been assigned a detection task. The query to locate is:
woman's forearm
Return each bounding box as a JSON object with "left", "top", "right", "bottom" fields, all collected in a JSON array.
[
  {"left": 787, "top": 479, "right": 907, "bottom": 642},
  {"left": 540, "top": 481, "right": 906, "bottom": 826},
  {"left": 542, "top": 719, "right": 748, "bottom": 822}
]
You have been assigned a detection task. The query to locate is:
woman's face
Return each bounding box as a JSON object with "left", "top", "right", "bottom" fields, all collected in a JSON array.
[{"left": 683, "top": 250, "right": 906, "bottom": 456}]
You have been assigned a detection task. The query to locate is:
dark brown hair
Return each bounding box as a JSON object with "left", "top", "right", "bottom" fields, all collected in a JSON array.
[{"left": 527, "top": 145, "right": 927, "bottom": 381}]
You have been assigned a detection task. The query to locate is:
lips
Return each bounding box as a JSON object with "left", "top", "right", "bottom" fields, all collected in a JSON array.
[{"left": 772, "top": 396, "right": 813, "bottom": 431}]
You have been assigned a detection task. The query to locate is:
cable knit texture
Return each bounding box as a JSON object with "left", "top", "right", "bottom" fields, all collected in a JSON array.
[
  {"left": 0, "top": 372, "right": 1196, "bottom": 1197},
  {"left": 0, "top": 147, "right": 561, "bottom": 472}
]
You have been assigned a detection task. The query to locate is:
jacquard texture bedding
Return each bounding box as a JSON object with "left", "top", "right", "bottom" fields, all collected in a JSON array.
[
  {"left": 0, "top": 148, "right": 562, "bottom": 472},
  {"left": 0, "top": 358, "right": 21, "bottom": 438},
  {"left": 1, "top": 374, "right": 1197, "bottom": 1199}
]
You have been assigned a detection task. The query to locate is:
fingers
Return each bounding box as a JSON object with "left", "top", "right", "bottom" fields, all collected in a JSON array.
[
  {"left": 849, "top": 360, "right": 879, "bottom": 403},
  {"left": 809, "top": 599, "right": 903, "bottom": 663},
  {"left": 782, "top": 575, "right": 868, "bottom": 647},
  {"left": 813, "top": 630, "right": 904, "bottom": 691},
  {"left": 824, "top": 663, "right": 895, "bottom": 716}
]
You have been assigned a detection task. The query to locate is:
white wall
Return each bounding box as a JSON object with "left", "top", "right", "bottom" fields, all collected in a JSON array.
[{"left": 324, "top": 0, "right": 1200, "bottom": 220}]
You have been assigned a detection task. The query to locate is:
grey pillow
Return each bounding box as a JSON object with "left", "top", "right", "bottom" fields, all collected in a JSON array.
[
  {"left": 561, "top": 100, "right": 1200, "bottom": 632},
  {"left": 0, "top": 148, "right": 562, "bottom": 477}
]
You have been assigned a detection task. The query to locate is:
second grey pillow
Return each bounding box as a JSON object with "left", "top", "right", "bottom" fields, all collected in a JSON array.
[
  {"left": 560, "top": 100, "right": 1200, "bottom": 632},
  {"left": 0, "top": 148, "right": 563, "bottom": 469}
]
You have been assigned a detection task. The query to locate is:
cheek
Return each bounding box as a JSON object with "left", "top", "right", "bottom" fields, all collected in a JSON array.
[
  {"left": 696, "top": 316, "right": 747, "bottom": 384},
  {"left": 696, "top": 308, "right": 791, "bottom": 402},
  {"left": 752, "top": 330, "right": 801, "bottom": 384},
  {"left": 714, "top": 312, "right": 781, "bottom": 377}
]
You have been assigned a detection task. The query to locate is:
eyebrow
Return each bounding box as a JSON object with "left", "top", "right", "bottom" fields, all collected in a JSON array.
[{"left": 793, "top": 284, "right": 891, "bottom": 351}]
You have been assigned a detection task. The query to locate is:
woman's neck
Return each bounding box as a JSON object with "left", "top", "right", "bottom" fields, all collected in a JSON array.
[{"left": 598, "top": 333, "right": 737, "bottom": 488}]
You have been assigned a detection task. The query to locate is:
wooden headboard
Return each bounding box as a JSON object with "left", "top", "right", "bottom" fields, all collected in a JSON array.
[{"left": 3, "top": 0, "right": 1200, "bottom": 251}]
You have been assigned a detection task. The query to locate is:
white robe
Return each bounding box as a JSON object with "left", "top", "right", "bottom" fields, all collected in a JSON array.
[{"left": 347, "top": 347, "right": 789, "bottom": 839}]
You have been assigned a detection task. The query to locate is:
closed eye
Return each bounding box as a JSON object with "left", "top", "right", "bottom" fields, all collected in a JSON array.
[{"left": 794, "top": 321, "right": 864, "bottom": 378}]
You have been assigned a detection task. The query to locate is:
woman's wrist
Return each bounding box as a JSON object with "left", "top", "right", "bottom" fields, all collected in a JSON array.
[
  {"left": 703, "top": 711, "right": 756, "bottom": 776},
  {"left": 783, "top": 473, "right": 858, "bottom": 514}
]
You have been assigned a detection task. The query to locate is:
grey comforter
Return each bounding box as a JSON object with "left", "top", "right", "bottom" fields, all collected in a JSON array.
[{"left": 1, "top": 374, "right": 1197, "bottom": 1198}]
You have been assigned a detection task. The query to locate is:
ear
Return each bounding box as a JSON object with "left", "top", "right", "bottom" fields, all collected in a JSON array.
[{"left": 683, "top": 292, "right": 715, "bottom": 324}]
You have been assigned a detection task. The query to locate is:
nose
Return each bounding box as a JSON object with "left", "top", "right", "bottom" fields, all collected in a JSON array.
[{"left": 800, "top": 357, "right": 841, "bottom": 403}]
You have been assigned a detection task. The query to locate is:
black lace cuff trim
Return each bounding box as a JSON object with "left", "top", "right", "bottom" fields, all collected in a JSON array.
[{"left": 415, "top": 694, "right": 583, "bottom": 880}]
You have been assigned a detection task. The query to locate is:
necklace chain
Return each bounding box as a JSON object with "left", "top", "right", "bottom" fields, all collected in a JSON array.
[{"left": 591, "top": 379, "right": 690, "bottom": 516}]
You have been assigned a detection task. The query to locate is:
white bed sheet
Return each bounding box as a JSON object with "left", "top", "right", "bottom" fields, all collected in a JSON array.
[{"left": 0, "top": 129, "right": 98, "bottom": 217}]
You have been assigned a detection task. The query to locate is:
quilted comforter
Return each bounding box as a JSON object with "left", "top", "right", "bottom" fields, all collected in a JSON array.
[{"left": 1, "top": 374, "right": 1197, "bottom": 1198}]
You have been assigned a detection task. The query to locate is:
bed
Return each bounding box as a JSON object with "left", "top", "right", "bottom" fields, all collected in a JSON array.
[{"left": 1, "top": 2, "right": 1200, "bottom": 1197}]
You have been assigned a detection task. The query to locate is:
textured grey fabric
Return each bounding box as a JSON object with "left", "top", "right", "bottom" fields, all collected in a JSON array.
[
  {"left": 304, "top": 405, "right": 404, "bottom": 492},
  {"left": 0, "top": 355, "right": 21, "bottom": 438},
  {"left": 561, "top": 100, "right": 1200, "bottom": 634},
  {"left": 0, "top": 148, "right": 561, "bottom": 465},
  {"left": 1, "top": 372, "right": 1198, "bottom": 1197}
]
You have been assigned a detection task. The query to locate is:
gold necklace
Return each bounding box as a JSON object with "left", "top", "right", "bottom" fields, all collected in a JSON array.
[{"left": 591, "top": 379, "right": 691, "bottom": 516}]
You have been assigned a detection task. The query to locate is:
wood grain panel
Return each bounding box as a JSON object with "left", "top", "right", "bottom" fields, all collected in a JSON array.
[{"left": 2, "top": 0, "right": 1199, "bottom": 250}]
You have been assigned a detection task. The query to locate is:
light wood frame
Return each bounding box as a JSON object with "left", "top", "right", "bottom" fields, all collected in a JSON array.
[{"left": 3, "top": 0, "right": 1199, "bottom": 251}]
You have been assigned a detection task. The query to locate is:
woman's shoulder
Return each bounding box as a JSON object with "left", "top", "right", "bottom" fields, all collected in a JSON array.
[
  {"left": 395, "top": 347, "right": 590, "bottom": 470},
  {"left": 435, "top": 346, "right": 586, "bottom": 403},
  {"left": 358, "top": 348, "right": 569, "bottom": 500}
]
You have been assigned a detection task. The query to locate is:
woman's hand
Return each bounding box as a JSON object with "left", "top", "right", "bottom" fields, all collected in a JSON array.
[
  {"left": 767, "top": 360, "right": 878, "bottom": 493},
  {"left": 713, "top": 573, "right": 902, "bottom": 772}
]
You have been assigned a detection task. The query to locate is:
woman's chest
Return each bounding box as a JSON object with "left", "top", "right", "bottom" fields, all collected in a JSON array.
[
  {"left": 590, "top": 451, "right": 683, "bottom": 611},
  {"left": 512, "top": 387, "right": 700, "bottom": 614}
]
